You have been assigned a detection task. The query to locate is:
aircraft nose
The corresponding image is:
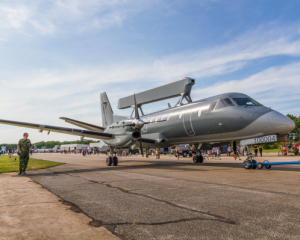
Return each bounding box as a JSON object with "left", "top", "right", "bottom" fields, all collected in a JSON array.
[{"left": 267, "top": 111, "right": 295, "bottom": 134}]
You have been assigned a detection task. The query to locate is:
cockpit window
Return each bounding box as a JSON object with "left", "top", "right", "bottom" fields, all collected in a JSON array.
[
  {"left": 232, "top": 98, "right": 260, "bottom": 106},
  {"left": 215, "top": 98, "right": 235, "bottom": 110}
]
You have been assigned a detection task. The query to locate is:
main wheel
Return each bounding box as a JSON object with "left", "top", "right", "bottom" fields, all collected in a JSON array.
[
  {"left": 257, "top": 162, "right": 263, "bottom": 169},
  {"left": 106, "top": 157, "right": 112, "bottom": 166},
  {"left": 183, "top": 152, "right": 187, "bottom": 157},
  {"left": 243, "top": 160, "right": 252, "bottom": 169},
  {"left": 251, "top": 160, "right": 257, "bottom": 169},
  {"left": 112, "top": 156, "right": 118, "bottom": 166},
  {"left": 193, "top": 156, "right": 198, "bottom": 163},
  {"left": 195, "top": 155, "right": 204, "bottom": 163}
]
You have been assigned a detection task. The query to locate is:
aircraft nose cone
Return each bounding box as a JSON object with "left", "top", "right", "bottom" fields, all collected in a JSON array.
[{"left": 267, "top": 111, "right": 295, "bottom": 134}]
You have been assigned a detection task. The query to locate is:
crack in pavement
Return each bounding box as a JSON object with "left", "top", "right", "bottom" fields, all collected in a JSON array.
[
  {"left": 43, "top": 165, "right": 300, "bottom": 198},
  {"left": 28, "top": 167, "right": 237, "bottom": 240},
  {"left": 47, "top": 169, "right": 236, "bottom": 225}
]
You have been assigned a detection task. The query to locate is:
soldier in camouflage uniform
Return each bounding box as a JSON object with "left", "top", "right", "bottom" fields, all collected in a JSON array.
[{"left": 17, "top": 133, "right": 32, "bottom": 175}]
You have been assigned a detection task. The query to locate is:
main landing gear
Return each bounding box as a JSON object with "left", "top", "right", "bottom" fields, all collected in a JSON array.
[
  {"left": 106, "top": 147, "right": 118, "bottom": 166},
  {"left": 192, "top": 153, "right": 203, "bottom": 163}
]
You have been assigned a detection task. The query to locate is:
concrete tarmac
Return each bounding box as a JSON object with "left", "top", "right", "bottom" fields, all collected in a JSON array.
[
  {"left": 25, "top": 153, "right": 300, "bottom": 239},
  {"left": 0, "top": 172, "right": 119, "bottom": 240}
]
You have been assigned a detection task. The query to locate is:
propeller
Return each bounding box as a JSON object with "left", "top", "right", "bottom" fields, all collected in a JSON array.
[{"left": 113, "top": 92, "right": 167, "bottom": 156}]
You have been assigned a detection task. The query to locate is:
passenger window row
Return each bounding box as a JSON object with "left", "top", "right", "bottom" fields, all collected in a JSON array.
[{"left": 145, "top": 115, "right": 170, "bottom": 123}]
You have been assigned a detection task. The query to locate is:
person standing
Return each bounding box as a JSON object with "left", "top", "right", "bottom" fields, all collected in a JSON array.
[
  {"left": 207, "top": 150, "right": 211, "bottom": 160},
  {"left": 17, "top": 133, "right": 32, "bottom": 175},
  {"left": 254, "top": 145, "right": 258, "bottom": 157},
  {"left": 228, "top": 146, "right": 232, "bottom": 156},
  {"left": 176, "top": 148, "right": 180, "bottom": 160},
  {"left": 217, "top": 147, "right": 221, "bottom": 160},
  {"left": 8, "top": 148, "right": 12, "bottom": 158},
  {"left": 240, "top": 146, "right": 244, "bottom": 156},
  {"left": 259, "top": 146, "right": 263, "bottom": 157}
]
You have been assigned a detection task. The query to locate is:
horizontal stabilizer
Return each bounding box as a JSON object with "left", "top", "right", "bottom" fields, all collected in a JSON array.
[
  {"left": 60, "top": 117, "right": 105, "bottom": 132},
  {"left": 0, "top": 119, "right": 113, "bottom": 140}
]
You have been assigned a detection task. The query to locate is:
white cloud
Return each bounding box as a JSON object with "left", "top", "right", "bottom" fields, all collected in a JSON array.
[
  {"left": 0, "top": 0, "right": 151, "bottom": 38},
  {"left": 1, "top": 22, "right": 300, "bottom": 142},
  {"left": 192, "top": 62, "right": 300, "bottom": 114}
]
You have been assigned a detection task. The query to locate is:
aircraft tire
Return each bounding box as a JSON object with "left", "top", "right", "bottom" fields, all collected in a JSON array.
[
  {"left": 243, "top": 160, "right": 252, "bottom": 169},
  {"left": 199, "top": 155, "right": 204, "bottom": 163},
  {"left": 106, "top": 157, "right": 112, "bottom": 166},
  {"left": 183, "top": 152, "right": 187, "bottom": 157},
  {"left": 257, "top": 162, "right": 263, "bottom": 169},
  {"left": 113, "top": 156, "right": 118, "bottom": 166},
  {"left": 252, "top": 160, "right": 257, "bottom": 169},
  {"left": 193, "top": 156, "right": 198, "bottom": 163}
]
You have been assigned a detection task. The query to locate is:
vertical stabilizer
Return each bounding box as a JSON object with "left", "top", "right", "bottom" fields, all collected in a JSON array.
[{"left": 100, "top": 92, "right": 114, "bottom": 128}]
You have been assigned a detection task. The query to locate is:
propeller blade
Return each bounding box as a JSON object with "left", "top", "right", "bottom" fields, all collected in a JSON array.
[
  {"left": 134, "top": 92, "right": 139, "bottom": 119},
  {"left": 139, "top": 137, "right": 144, "bottom": 157}
]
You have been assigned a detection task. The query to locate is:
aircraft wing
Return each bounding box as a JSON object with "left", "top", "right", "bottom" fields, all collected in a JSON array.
[
  {"left": 60, "top": 117, "right": 105, "bottom": 132},
  {"left": 0, "top": 119, "right": 113, "bottom": 140}
]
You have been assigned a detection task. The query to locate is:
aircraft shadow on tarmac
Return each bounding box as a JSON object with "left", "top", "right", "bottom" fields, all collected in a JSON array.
[
  {"left": 25, "top": 162, "right": 213, "bottom": 177},
  {"left": 22, "top": 160, "right": 300, "bottom": 177}
]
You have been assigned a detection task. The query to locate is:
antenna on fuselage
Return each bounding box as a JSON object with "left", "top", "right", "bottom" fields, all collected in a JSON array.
[{"left": 118, "top": 77, "right": 195, "bottom": 111}]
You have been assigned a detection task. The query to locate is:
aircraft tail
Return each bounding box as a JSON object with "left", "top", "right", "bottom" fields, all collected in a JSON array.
[
  {"left": 100, "top": 92, "right": 114, "bottom": 128},
  {"left": 53, "top": 145, "right": 59, "bottom": 151}
]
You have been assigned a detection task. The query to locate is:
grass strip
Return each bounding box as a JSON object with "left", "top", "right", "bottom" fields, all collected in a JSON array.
[{"left": 0, "top": 154, "right": 64, "bottom": 173}]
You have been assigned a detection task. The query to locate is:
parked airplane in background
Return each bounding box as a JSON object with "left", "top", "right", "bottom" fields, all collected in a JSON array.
[
  {"left": 0, "top": 78, "right": 294, "bottom": 166},
  {"left": 34, "top": 145, "right": 59, "bottom": 153}
]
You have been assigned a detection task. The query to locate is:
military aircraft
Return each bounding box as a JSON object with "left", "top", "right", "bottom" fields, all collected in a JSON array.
[
  {"left": 34, "top": 145, "right": 59, "bottom": 153},
  {"left": 0, "top": 78, "right": 295, "bottom": 166}
]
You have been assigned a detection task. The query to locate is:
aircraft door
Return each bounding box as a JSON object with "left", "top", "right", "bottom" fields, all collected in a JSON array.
[{"left": 183, "top": 111, "right": 195, "bottom": 136}]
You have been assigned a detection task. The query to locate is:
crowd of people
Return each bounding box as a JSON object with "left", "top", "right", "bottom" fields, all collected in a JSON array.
[{"left": 1, "top": 143, "right": 266, "bottom": 161}]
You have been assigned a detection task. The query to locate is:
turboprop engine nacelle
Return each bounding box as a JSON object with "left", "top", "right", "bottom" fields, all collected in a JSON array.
[{"left": 132, "top": 131, "right": 140, "bottom": 138}]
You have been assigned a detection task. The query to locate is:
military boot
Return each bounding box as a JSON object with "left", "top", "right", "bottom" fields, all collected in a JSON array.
[{"left": 18, "top": 170, "right": 22, "bottom": 175}]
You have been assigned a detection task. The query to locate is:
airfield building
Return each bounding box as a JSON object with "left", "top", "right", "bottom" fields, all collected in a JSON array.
[{"left": 60, "top": 144, "right": 89, "bottom": 151}]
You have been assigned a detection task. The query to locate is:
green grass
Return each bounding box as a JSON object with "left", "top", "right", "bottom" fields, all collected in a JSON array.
[
  {"left": 262, "top": 149, "right": 281, "bottom": 153},
  {"left": 0, "top": 154, "right": 64, "bottom": 173}
]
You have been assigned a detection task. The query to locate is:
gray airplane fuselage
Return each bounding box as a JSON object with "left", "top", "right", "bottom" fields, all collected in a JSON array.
[{"left": 103, "top": 93, "right": 294, "bottom": 148}]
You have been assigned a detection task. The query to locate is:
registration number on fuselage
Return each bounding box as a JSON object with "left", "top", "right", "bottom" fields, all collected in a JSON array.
[{"left": 254, "top": 135, "right": 277, "bottom": 144}]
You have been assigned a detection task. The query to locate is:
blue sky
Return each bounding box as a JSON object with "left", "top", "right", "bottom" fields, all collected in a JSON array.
[{"left": 0, "top": 0, "right": 300, "bottom": 143}]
